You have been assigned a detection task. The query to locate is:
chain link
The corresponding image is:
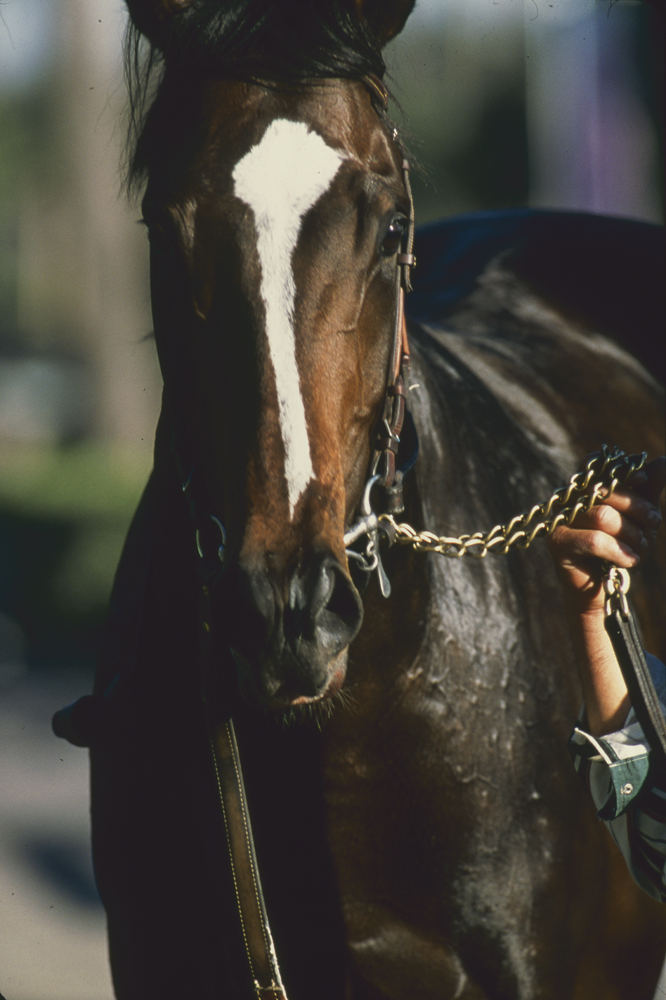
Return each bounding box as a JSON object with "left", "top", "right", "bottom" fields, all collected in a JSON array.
[
  {"left": 604, "top": 565, "right": 631, "bottom": 617},
  {"left": 379, "top": 444, "right": 647, "bottom": 559}
]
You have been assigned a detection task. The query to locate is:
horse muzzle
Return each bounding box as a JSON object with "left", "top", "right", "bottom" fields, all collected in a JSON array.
[{"left": 219, "top": 552, "right": 363, "bottom": 711}]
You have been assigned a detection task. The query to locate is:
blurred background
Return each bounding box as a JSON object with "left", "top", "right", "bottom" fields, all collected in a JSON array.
[{"left": 0, "top": 1, "right": 663, "bottom": 997}]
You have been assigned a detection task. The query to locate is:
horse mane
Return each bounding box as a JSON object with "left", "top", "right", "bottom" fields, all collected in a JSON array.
[{"left": 124, "top": 0, "right": 387, "bottom": 196}]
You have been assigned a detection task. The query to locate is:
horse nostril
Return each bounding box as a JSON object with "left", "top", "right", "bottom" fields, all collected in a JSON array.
[
  {"left": 311, "top": 557, "right": 363, "bottom": 655},
  {"left": 310, "top": 560, "right": 335, "bottom": 617},
  {"left": 285, "top": 556, "right": 362, "bottom": 654}
]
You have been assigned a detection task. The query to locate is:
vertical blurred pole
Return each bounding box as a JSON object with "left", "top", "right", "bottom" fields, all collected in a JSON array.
[
  {"left": 17, "top": 0, "right": 159, "bottom": 450},
  {"left": 524, "top": 1, "right": 599, "bottom": 211},
  {"left": 524, "top": 0, "right": 661, "bottom": 222}
]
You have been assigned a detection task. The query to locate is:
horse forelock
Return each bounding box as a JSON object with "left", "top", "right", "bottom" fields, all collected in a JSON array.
[{"left": 124, "top": 0, "right": 387, "bottom": 196}]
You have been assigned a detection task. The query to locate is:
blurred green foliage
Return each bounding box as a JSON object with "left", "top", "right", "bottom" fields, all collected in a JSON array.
[
  {"left": 0, "top": 444, "right": 147, "bottom": 522},
  {"left": 0, "top": 445, "right": 149, "bottom": 664}
]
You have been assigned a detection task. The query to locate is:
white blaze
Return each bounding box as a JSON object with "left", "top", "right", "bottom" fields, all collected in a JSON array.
[{"left": 233, "top": 119, "right": 344, "bottom": 518}]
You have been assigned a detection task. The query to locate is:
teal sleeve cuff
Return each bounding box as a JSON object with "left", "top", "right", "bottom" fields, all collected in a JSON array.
[
  {"left": 568, "top": 653, "right": 665, "bottom": 819},
  {"left": 568, "top": 725, "right": 651, "bottom": 819},
  {"left": 596, "top": 751, "right": 651, "bottom": 820}
]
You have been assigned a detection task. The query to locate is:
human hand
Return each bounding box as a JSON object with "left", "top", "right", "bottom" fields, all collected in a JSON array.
[{"left": 548, "top": 455, "right": 665, "bottom": 619}]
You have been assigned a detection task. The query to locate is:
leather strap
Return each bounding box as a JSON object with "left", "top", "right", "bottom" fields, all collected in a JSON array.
[
  {"left": 605, "top": 607, "right": 666, "bottom": 776},
  {"left": 206, "top": 712, "right": 288, "bottom": 1000},
  {"left": 361, "top": 73, "right": 389, "bottom": 111},
  {"left": 372, "top": 155, "right": 416, "bottom": 498}
]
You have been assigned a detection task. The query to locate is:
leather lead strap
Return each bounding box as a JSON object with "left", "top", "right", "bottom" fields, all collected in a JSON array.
[
  {"left": 198, "top": 526, "right": 287, "bottom": 995},
  {"left": 605, "top": 608, "right": 666, "bottom": 776},
  {"left": 207, "top": 713, "right": 289, "bottom": 1000},
  {"left": 604, "top": 564, "right": 666, "bottom": 776}
]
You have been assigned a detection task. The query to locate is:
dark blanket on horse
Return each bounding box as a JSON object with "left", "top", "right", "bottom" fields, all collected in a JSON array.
[{"left": 408, "top": 208, "right": 665, "bottom": 381}]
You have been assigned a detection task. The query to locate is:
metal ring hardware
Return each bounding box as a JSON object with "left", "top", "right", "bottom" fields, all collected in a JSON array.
[
  {"left": 604, "top": 564, "right": 631, "bottom": 617},
  {"left": 196, "top": 514, "right": 227, "bottom": 563}
]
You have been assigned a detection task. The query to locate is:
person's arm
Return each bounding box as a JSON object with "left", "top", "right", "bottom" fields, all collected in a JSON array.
[
  {"left": 548, "top": 456, "right": 664, "bottom": 737},
  {"left": 548, "top": 456, "right": 666, "bottom": 901}
]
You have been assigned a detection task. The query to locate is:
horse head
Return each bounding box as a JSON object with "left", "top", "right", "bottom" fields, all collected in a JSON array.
[{"left": 127, "top": 0, "right": 417, "bottom": 710}]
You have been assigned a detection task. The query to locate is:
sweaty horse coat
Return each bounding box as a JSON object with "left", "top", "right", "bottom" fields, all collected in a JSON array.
[{"left": 92, "top": 208, "right": 665, "bottom": 999}]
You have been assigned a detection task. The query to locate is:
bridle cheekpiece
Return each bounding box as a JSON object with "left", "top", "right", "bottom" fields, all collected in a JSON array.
[{"left": 342, "top": 75, "right": 418, "bottom": 597}]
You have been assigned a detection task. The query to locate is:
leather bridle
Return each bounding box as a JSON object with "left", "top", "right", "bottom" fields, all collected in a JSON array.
[{"left": 342, "top": 134, "right": 418, "bottom": 599}]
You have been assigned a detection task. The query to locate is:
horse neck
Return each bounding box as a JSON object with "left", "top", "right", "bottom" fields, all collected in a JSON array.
[{"left": 390, "top": 329, "right": 581, "bottom": 724}]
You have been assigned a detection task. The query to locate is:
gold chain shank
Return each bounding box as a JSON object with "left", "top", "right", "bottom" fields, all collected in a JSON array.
[{"left": 380, "top": 445, "right": 647, "bottom": 559}]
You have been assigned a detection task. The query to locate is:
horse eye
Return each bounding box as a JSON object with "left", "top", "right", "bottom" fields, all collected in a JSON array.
[{"left": 380, "top": 215, "right": 407, "bottom": 257}]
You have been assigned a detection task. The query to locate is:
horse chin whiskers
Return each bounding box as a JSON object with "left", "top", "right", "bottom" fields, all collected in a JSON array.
[
  {"left": 231, "top": 640, "right": 351, "bottom": 718},
  {"left": 278, "top": 682, "right": 357, "bottom": 729},
  {"left": 331, "top": 682, "right": 357, "bottom": 715},
  {"left": 267, "top": 655, "right": 352, "bottom": 725},
  {"left": 279, "top": 696, "right": 337, "bottom": 731}
]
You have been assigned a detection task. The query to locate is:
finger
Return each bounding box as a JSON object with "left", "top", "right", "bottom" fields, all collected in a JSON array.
[
  {"left": 563, "top": 503, "right": 648, "bottom": 556},
  {"left": 550, "top": 524, "right": 641, "bottom": 569},
  {"left": 566, "top": 485, "right": 660, "bottom": 538}
]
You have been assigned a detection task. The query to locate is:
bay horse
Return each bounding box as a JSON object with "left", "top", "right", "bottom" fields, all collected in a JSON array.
[{"left": 85, "top": 2, "right": 665, "bottom": 997}]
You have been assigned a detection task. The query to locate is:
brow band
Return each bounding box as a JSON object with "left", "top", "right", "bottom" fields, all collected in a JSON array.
[{"left": 361, "top": 73, "right": 389, "bottom": 111}]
